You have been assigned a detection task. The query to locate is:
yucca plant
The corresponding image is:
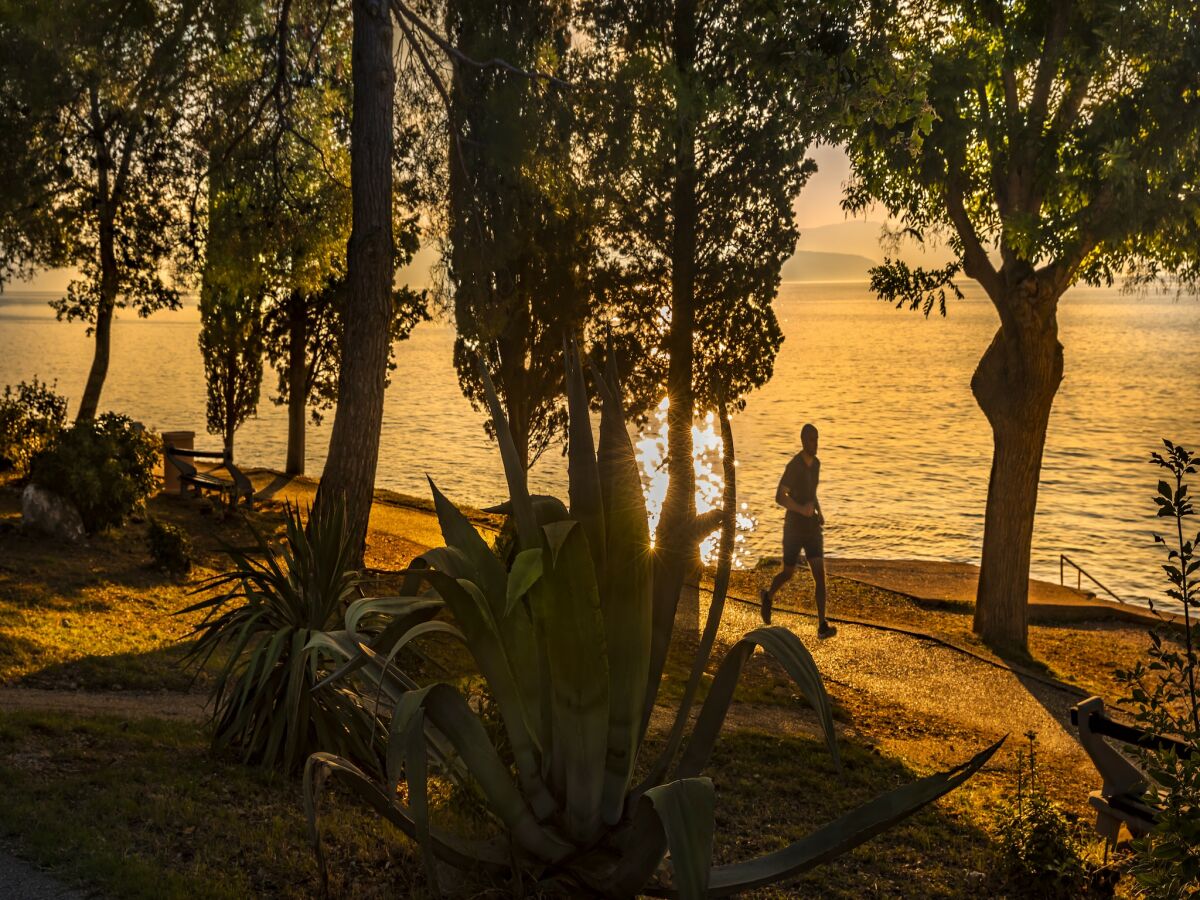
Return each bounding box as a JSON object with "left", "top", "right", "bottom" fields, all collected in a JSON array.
[
  {"left": 181, "top": 500, "right": 438, "bottom": 774},
  {"left": 305, "top": 347, "right": 1002, "bottom": 896}
]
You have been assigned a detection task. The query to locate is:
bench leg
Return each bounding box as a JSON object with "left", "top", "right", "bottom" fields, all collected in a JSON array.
[{"left": 1095, "top": 810, "right": 1122, "bottom": 847}]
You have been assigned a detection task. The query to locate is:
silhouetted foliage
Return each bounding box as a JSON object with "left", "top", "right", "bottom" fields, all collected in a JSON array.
[
  {"left": 0, "top": 0, "right": 228, "bottom": 419},
  {"left": 845, "top": 1, "right": 1200, "bottom": 650},
  {"left": 1117, "top": 441, "right": 1200, "bottom": 897},
  {"left": 444, "top": 0, "right": 590, "bottom": 470},
  {"left": 0, "top": 378, "right": 67, "bottom": 475}
]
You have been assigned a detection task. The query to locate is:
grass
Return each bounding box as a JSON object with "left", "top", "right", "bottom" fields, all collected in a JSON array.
[
  {"left": 0, "top": 710, "right": 435, "bottom": 899},
  {"left": 0, "top": 708, "right": 1020, "bottom": 899}
]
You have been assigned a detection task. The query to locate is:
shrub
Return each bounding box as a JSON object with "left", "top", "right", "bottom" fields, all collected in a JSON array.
[
  {"left": 993, "top": 732, "right": 1100, "bottom": 897},
  {"left": 146, "top": 518, "right": 192, "bottom": 577},
  {"left": 28, "top": 413, "right": 159, "bottom": 532},
  {"left": 304, "top": 351, "right": 1003, "bottom": 897},
  {"left": 0, "top": 378, "right": 67, "bottom": 475},
  {"left": 1117, "top": 440, "right": 1200, "bottom": 897},
  {"left": 181, "top": 501, "right": 439, "bottom": 774}
]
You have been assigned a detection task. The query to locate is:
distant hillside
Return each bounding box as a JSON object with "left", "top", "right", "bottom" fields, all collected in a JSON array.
[{"left": 779, "top": 250, "right": 876, "bottom": 282}]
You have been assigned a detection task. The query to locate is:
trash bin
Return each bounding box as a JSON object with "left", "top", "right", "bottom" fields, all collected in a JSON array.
[{"left": 161, "top": 430, "right": 194, "bottom": 493}]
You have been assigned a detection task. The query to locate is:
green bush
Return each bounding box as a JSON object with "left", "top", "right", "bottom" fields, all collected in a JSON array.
[
  {"left": 992, "top": 732, "right": 1101, "bottom": 897},
  {"left": 146, "top": 518, "right": 192, "bottom": 577},
  {"left": 181, "top": 502, "right": 439, "bottom": 774},
  {"left": 28, "top": 413, "right": 160, "bottom": 533},
  {"left": 0, "top": 378, "right": 67, "bottom": 475}
]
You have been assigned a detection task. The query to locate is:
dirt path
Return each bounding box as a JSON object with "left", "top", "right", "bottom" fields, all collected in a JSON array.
[{"left": 0, "top": 687, "right": 207, "bottom": 721}]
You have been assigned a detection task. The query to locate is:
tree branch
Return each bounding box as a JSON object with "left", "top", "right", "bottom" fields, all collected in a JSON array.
[{"left": 388, "top": 0, "right": 570, "bottom": 89}]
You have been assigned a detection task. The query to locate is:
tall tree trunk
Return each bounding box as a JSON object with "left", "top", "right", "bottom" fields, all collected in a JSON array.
[
  {"left": 655, "top": 0, "right": 700, "bottom": 630},
  {"left": 312, "top": 0, "right": 395, "bottom": 562},
  {"left": 971, "top": 284, "right": 1064, "bottom": 651},
  {"left": 77, "top": 215, "right": 119, "bottom": 421},
  {"left": 286, "top": 292, "right": 307, "bottom": 475},
  {"left": 223, "top": 346, "right": 237, "bottom": 458}
]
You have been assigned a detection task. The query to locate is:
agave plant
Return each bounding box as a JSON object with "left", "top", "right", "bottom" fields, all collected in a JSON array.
[
  {"left": 305, "top": 348, "right": 1002, "bottom": 896},
  {"left": 181, "top": 500, "right": 437, "bottom": 773}
]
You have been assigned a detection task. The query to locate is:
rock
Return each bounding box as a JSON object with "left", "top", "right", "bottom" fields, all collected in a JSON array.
[{"left": 21, "top": 484, "right": 85, "bottom": 543}]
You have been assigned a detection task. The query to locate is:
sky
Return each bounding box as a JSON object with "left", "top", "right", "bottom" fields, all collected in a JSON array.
[{"left": 14, "top": 144, "right": 882, "bottom": 294}]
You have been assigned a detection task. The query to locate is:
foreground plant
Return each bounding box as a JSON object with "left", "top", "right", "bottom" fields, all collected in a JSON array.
[
  {"left": 1118, "top": 441, "right": 1200, "bottom": 897},
  {"left": 182, "top": 501, "right": 437, "bottom": 774},
  {"left": 305, "top": 348, "right": 1001, "bottom": 896}
]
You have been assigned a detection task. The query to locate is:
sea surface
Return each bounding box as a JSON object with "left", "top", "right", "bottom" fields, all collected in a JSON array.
[{"left": 2, "top": 282, "right": 1197, "bottom": 610}]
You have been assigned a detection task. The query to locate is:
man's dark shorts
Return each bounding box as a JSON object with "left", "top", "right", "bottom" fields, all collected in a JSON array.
[{"left": 783, "top": 515, "right": 823, "bottom": 566}]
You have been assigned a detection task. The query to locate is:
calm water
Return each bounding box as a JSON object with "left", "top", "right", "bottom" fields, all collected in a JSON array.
[{"left": 2, "top": 283, "right": 1197, "bottom": 609}]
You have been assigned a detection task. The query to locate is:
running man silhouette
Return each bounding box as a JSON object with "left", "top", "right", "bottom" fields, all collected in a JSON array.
[{"left": 760, "top": 423, "right": 836, "bottom": 637}]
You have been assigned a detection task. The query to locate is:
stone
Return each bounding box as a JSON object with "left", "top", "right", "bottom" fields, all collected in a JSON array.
[{"left": 21, "top": 484, "right": 85, "bottom": 543}]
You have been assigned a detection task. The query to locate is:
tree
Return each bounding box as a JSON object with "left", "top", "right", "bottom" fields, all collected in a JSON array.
[
  {"left": 444, "top": 0, "right": 591, "bottom": 470},
  {"left": 845, "top": 0, "right": 1200, "bottom": 650},
  {"left": 579, "top": 0, "right": 861, "bottom": 633},
  {"left": 0, "top": 0, "right": 215, "bottom": 420},
  {"left": 198, "top": 0, "right": 425, "bottom": 477},
  {"left": 199, "top": 284, "right": 264, "bottom": 456},
  {"left": 311, "top": 0, "right": 401, "bottom": 560}
]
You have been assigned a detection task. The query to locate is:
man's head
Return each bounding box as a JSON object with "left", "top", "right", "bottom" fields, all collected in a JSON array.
[{"left": 801, "top": 423, "right": 818, "bottom": 455}]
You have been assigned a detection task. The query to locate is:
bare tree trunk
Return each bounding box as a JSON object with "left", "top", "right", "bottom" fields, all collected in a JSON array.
[
  {"left": 971, "top": 287, "right": 1064, "bottom": 651},
  {"left": 77, "top": 215, "right": 119, "bottom": 422},
  {"left": 655, "top": 0, "right": 700, "bottom": 631},
  {"left": 285, "top": 292, "right": 307, "bottom": 475},
  {"left": 223, "top": 346, "right": 237, "bottom": 458},
  {"left": 312, "top": 0, "right": 395, "bottom": 561}
]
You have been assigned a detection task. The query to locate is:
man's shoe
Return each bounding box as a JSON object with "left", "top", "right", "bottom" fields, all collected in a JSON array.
[
  {"left": 817, "top": 621, "right": 837, "bottom": 639},
  {"left": 760, "top": 589, "right": 772, "bottom": 625}
]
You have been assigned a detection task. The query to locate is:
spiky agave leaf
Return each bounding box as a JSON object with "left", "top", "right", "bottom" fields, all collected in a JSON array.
[{"left": 589, "top": 349, "right": 653, "bottom": 824}]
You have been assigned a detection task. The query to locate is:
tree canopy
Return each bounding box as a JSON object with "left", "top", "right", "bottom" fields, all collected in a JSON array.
[{"left": 845, "top": 0, "right": 1200, "bottom": 648}]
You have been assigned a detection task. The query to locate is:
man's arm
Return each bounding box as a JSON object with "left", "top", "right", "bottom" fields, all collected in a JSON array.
[{"left": 776, "top": 480, "right": 813, "bottom": 516}]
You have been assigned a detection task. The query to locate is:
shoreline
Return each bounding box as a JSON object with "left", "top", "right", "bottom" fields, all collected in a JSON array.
[{"left": 237, "top": 467, "right": 1176, "bottom": 630}]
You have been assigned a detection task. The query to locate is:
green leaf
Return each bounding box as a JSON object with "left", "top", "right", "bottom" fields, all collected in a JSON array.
[
  {"left": 643, "top": 778, "right": 716, "bottom": 900},
  {"left": 528, "top": 520, "right": 610, "bottom": 843},
  {"left": 391, "top": 684, "right": 572, "bottom": 863},
  {"left": 542, "top": 519, "right": 577, "bottom": 569},
  {"left": 675, "top": 627, "right": 838, "bottom": 780},
  {"left": 507, "top": 548, "right": 545, "bottom": 616}
]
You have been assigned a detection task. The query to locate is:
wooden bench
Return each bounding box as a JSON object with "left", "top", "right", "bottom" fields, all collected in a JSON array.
[
  {"left": 164, "top": 445, "right": 254, "bottom": 508},
  {"left": 1071, "top": 696, "right": 1192, "bottom": 845}
]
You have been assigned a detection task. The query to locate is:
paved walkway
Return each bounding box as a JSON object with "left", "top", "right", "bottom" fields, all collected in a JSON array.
[
  {"left": 827, "top": 557, "right": 1168, "bottom": 626},
  {"left": 0, "top": 846, "right": 86, "bottom": 899}
]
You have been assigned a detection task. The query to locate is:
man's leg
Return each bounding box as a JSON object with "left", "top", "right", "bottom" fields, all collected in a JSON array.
[{"left": 808, "top": 556, "right": 835, "bottom": 636}]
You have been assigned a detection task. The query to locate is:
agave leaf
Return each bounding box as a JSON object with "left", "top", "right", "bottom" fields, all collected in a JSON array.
[
  {"left": 420, "top": 568, "right": 554, "bottom": 819},
  {"left": 564, "top": 338, "right": 606, "bottom": 570},
  {"left": 506, "top": 548, "right": 545, "bottom": 617},
  {"left": 346, "top": 596, "right": 444, "bottom": 636},
  {"left": 488, "top": 494, "right": 571, "bottom": 527},
  {"left": 429, "top": 479, "right": 506, "bottom": 605},
  {"left": 305, "top": 752, "right": 511, "bottom": 873},
  {"left": 642, "top": 405, "right": 736, "bottom": 788},
  {"left": 404, "top": 706, "right": 439, "bottom": 895},
  {"left": 392, "top": 684, "right": 573, "bottom": 862},
  {"left": 592, "top": 350, "right": 653, "bottom": 824},
  {"left": 691, "top": 739, "right": 1005, "bottom": 897},
  {"left": 475, "top": 357, "right": 538, "bottom": 549},
  {"left": 643, "top": 778, "right": 716, "bottom": 900},
  {"left": 674, "top": 627, "right": 838, "bottom": 781},
  {"left": 528, "top": 520, "right": 610, "bottom": 843}
]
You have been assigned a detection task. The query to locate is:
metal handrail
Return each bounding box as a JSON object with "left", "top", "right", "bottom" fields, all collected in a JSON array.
[{"left": 1060, "top": 553, "right": 1125, "bottom": 605}]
